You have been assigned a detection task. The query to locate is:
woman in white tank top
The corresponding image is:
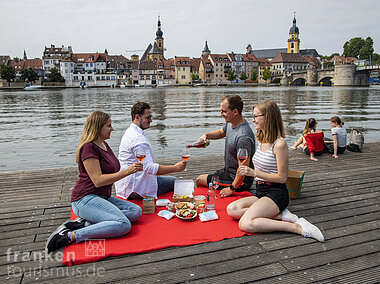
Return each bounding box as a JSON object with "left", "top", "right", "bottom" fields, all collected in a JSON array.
[{"left": 226, "top": 100, "right": 325, "bottom": 242}]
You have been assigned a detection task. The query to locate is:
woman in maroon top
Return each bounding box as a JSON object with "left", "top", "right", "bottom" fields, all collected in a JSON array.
[{"left": 46, "top": 111, "right": 143, "bottom": 252}]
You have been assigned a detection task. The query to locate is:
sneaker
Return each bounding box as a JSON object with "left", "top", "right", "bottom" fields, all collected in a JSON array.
[
  {"left": 46, "top": 225, "right": 72, "bottom": 253},
  {"left": 296, "top": 218, "right": 325, "bottom": 242},
  {"left": 63, "top": 217, "right": 86, "bottom": 231},
  {"left": 281, "top": 208, "right": 299, "bottom": 223}
]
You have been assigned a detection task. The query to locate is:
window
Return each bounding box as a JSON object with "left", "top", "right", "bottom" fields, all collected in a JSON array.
[
  {"left": 181, "top": 75, "right": 186, "bottom": 79},
  {"left": 183, "top": 67, "right": 185, "bottom": 71},
  {"left": 74, "top": 76, "right": 78, "bottom": 81},
  {"left": 88, "top": 76, "right": 93, "bottom": 81}
]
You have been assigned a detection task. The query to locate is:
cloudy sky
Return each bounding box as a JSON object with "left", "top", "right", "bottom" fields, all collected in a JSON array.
[{"left": 1, "top": 0, "right": 379, "bottom": 59}]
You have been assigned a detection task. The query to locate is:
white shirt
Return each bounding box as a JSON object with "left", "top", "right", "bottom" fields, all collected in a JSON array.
[{"left": 115, "top": 123, "right": 160, "bottom": 199}]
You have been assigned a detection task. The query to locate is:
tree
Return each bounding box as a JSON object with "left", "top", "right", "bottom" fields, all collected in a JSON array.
[
  {"left": 0, "top": 65, "right": 16, "bottom": 83},
  {"left": 239, "top": 71, "right": 248, "bottom": 81},
  {"left": 250, "top": 69, "right": 257, "bottom": 81},
  {"left": 191, "top": 73, "right": 199, "bottom": 82},
  {"left": 343, "top": 36, "right": 374, "bottom": 59},
  {"left": 262, "top": 67, "right": 272, "bottom": 83},
  {"left": 47, "top": 67, "right": 65, "bottom": 82},
  {"left": 20, "top": 68, "right": 39, "bottom": 82},
  {"left": 227, "top": 69, "right": 237, "bottom": 83},
  {"left": 372, "top": 53, "right": 380, "bottom": 65}
]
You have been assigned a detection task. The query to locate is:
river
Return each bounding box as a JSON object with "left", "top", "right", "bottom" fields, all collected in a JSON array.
[{"left": 1, "top": 85, "right": 379, "bottom": 172}]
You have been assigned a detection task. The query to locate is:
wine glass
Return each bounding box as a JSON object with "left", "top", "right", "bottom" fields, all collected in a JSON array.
[
  {"left": 136, "top": 148, "right": 146, "bottom": 162},
  {"left": 211, "top": 175, "right": 219, "bottom": 199},
  {"left": 237, "top": 148, "right": 248, "bottom": 166},
  {"left": 181, "top": 148, "right": 190, "bottom": 171}
]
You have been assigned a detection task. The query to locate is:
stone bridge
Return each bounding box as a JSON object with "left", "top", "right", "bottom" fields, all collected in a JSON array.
[{"left": 272, "top": 65, "right": 379, "bottom": 86}]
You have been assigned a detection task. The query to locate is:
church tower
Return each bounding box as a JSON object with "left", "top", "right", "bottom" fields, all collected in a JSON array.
[
  {"left": 202, "top": 40, "right": 211, "bottom": 59},
  {"left": 287, "top": 13, "right": 300, "bottom": 54},
  {"left": 155, "top": 16, "right": 164, "bottom": 56}
]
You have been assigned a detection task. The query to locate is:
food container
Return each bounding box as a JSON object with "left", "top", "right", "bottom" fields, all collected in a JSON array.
[
  {"left": 173, "top": 180, "right": 195, "bottom": 202},
  {"left": 142, "top": 195, "right": 156, "bottom": 214}
]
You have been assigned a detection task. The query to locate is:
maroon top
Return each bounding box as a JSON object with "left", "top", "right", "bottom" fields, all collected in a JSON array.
[{"left": 71, "top": 141, "right": 121, "bottom": 202}]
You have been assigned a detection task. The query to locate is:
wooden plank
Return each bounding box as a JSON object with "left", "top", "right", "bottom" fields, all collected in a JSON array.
[{"left": 0, "top": 143, "right": 379, "bottom": 283}]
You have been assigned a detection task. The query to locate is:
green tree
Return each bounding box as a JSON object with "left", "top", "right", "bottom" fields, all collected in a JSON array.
[
  {"left": 47, "top": 67, "right": 65, "bottom": 82},
  {"left": 262, "top": 67, "right": 272, "bottom": 83},
  {"left": 239, "top": 71, "right": 248, "bottom": 81},
  {"left": 372, "top": 53, "right": 380, "bottom": 65},
  {"left": 191, "top": 73, "right": 199, "bottom": 82},
  {"left": 20, "top": 68, "right": 39, "bottom": 82},
  {"left": 0, "top": 65, "right": 16, "bottom": 83},
  {"left": 250, "top": 69, "right": 257, "bottom": 81},
  {"left": 227, "top": 69, "right": 237, "bottom": 83},
  {"left": 343, "top": 37, "right": 374, "bottom": 59}
]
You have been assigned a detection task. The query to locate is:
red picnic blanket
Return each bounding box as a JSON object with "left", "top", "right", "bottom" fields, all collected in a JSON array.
[{"left": 62, "top": 187, "right": 253, "bottom": 266}]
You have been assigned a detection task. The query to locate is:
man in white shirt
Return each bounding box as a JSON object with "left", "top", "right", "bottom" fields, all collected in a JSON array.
[{"left": 115, "top": 102, "right": 186, "bottom": 199}]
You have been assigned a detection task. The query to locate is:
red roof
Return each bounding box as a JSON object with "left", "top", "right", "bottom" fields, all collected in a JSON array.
[
  {"left": 242, "top": 53, "right": 259, "bottom": 62},
  {"left": 71, "top": 53, "right": 107, "bottom": 63},
  {"left": 175, "top": 56, "right": 190, "bottom": 66},
  {"left": 271, "top": 53, "right": 308, "bottom": 63}
]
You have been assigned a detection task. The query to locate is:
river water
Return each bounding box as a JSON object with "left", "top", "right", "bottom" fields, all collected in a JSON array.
[{"left": 1, "top": 86, "right": 379, "bottom": 172}]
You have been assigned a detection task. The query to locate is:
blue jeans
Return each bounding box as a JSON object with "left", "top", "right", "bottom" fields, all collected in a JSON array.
[
  {"left": 157, "top": 176, "right": 176, "bottom": 196},
  {"left": 71, "top": 194, "right": 142, "bottom": 243}
]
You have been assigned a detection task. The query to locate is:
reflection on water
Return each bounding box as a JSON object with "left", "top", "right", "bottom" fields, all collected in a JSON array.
[{"left": 0, "top": 86, "right": 379, "bottom": 172}]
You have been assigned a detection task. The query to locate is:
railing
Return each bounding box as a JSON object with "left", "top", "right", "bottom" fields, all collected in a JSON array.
[{"left": 356, "top": 65, "right": 380, "bottom": 71}]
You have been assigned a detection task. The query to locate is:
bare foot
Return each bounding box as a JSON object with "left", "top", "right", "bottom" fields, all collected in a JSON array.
[
  {"left": 310, "top": 157, "right": 318, "bottom": 161},
  {"left": 290, "top": 145, "right": 297, "bottom": 150}
]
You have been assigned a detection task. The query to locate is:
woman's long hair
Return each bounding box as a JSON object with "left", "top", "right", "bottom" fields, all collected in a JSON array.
[
  {"left": 302, "top": 118, "right": 317, "bottom": 136},
  {"left": 330, "top": 116, "right": 344, "bottom": 126},
  {"left": 75, "top": 111, "right": 110, "bottom": 163},
  {"left": 255, "top": 100, "right": 285, "bottom": 143}
]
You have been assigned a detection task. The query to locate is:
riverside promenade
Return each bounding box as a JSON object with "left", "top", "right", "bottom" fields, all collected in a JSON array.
[{"left": 1, "top": 143, "right": 379, "bottom": 283}]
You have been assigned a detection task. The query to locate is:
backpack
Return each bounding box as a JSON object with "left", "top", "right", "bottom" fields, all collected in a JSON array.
[{"left": 346, "top": 129, "right": 364, "bottom": 152}]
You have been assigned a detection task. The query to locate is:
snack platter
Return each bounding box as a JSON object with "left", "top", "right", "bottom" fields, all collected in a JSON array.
[{"left": 176, "top": 208, "right": 197, "bottom": 220}]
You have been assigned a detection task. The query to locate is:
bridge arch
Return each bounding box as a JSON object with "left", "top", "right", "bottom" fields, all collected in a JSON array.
[
  {"left": 292, "top": 77, "right": 306, "bottom": 86},
  {"left": 318, "top": 77, "right": 332, "bottom": 86}
]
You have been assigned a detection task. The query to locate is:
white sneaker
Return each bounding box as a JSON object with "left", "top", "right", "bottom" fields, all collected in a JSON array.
[
  {"left": 281, "top": 208, "right": 299, "bottom": 223},
  {"left": 296, "top": 218, "right": 325, "bottom": 242}
]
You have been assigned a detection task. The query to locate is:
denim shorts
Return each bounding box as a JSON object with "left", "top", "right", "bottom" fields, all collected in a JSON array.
[{"left": 254, "top": 182, "right": 289, "bottom": 212}]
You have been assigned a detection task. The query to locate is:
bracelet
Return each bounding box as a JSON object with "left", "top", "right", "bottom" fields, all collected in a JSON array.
[{"left": 230, "top": 184, "right": 236, "bottom": 191}]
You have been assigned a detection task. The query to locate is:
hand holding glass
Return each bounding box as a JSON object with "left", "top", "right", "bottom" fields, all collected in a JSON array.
[{"left": 181, "top": 148, "right": 190, "bottom": 171}]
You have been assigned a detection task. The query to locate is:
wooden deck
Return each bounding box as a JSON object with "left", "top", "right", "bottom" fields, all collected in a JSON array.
[{"left": 1, "top": 143, "right": 379, "bottom": 283}]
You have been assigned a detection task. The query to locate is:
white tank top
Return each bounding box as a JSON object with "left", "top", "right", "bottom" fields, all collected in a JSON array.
[{"left": 253, "top": 138, "right": 284, "bottom": 182}]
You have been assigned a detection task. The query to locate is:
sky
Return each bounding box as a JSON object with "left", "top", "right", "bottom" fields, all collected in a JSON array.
[{"left": 1, "top": 0, "right": 379, "bottom": 60}]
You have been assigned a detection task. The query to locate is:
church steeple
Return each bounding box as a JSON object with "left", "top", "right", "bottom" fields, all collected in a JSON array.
[
  {"left": 154, "top": 16, "right": 164, "bottom": 58},
  {"left": 202, "top": 40, "right": 211, "bottom": 58},
  {"left": 23, "top": 49, "right": 27, "bottom": 60},
  {"left": 287, "top": 12, "right": 300, "bottom": 53}
]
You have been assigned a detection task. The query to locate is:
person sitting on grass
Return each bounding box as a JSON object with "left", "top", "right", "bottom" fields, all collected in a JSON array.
[{"left": 46, "top": 111, "right": 143, "bottom": 253}]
